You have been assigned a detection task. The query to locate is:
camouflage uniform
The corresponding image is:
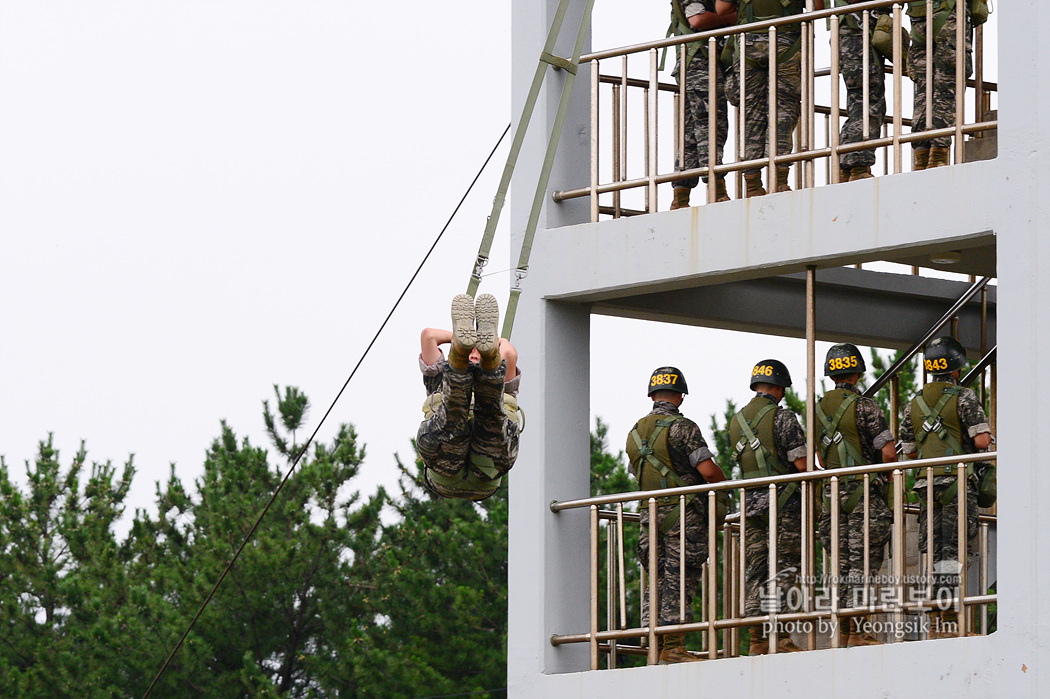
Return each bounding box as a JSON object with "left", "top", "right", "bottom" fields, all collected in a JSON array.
[
  {"left": 671, "top": 1, "right": 729, "bottom": 189},
  {"left": 817, "top": 382, "right": 895, "bottom": 607},
  {"left": 836, "top": 7, "right": 890, "bottom": 169},
  {"left": 725, "top": 27, "right": 802, "bottom": 175},
  {"left": 634, "top": 401, "right": 716, "bottom": 628},
  {"left": 899, "top": 377, "right": 990, "bottom": 597},
  {"left": 908, "top": 11, "right": 972, "bottom": 151},
  {"left": 417, "top": 351, "right": 520, "bottom": 500},
  {"left": 735, "top": 393, "right": 808, "bottom": 618}
]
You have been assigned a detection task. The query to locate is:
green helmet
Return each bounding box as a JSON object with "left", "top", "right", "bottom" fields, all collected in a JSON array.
[
  {"left": 924, "top": 336, "right": 966, "bottom": 375},
  {"left": 749, "top": 359, "right": 792, "bottom": 390},
  {"left": 824, "top": 343, "right": 866, "bottom": 377},
  {"left": 648, "top": 366, "right": 688, "bottom": 395}
]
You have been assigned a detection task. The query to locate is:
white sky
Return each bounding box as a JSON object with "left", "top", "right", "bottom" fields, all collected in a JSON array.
[{"left": 0, "top": 1, "right": 996, "bottom": 527}]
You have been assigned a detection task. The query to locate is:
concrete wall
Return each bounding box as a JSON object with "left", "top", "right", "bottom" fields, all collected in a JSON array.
[{"left": 507, "top": 0, "right": 1044, "bottom": 696}]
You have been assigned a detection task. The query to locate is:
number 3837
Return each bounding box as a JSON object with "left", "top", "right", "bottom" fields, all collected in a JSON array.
[{"left": 650, "top": 373, "right": 680, "bottom": 387}]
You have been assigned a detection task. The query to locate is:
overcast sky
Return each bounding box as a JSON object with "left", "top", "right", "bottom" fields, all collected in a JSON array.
[{"left": 0, "top": 1, "right": 996, "bottom": 528}]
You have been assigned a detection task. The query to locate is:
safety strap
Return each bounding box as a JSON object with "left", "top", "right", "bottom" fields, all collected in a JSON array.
[
  {"left": 914, "top": 388, "right": 965, "bottom": 458},
  {"left": 733, "top": 405, "right": 797, "bottom": 511},
  {"left": 935, "top": 462, "right": 975, "bottom": 506},
  {"left": 629, "top": 418, "right": 700, "bottom": 535},
  {"left": 659, "top": 0, "right": 707, "bottom": 72},
  {"left": 816, "top": 393, "right": 870, "bottom": 512},
  {"left": 464, "top": 0, "right": 597, "bottom": 342}
]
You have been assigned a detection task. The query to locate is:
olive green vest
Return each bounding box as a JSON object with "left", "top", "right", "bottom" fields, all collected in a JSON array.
[
  {"left": 669, "top": 0, "right": 707, "bottom": 66},
  {"left": 739, "top": 0, "right": 805, "bottom": 24},
  {"left": 729, "top": 395, "right": 797, "bottom": 511},
  {"left": 909, "top": 381, "right": 965, "bottom": 471},
  {"left": 817, "top": 389, "right": 868, "bottom": 470},
  {"left": 627, "top": 413, "right": 702, "bottom": 534}
]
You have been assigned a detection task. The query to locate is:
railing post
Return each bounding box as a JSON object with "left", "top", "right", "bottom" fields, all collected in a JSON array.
[
  {"left": 647, "top": 497, "right": 659, "bottom": 664},
  {"left": 767, "top": 25, "right": 779, "bottom": 192},
  {"left": 590, "top": 58, "right": 600, "bottom": 223},
  {"left": 830, "top": 14, "right": 841, "bottom": 182},
  {"left": 648, "top": 49, "right": 659, "bottom": 212},
  {"left": 590, "top": 505, "right": 599, "bottom": 669}
]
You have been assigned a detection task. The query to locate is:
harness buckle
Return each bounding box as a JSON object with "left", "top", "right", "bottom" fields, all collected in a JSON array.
[
  {"left": 922, "top": 418, "right": 942, "bottom": 435},
  {"left": 473, "top": 255, "right": 489, "bottom": 279},
  {"left": 749, "top": 438, "right": 762, "bottom": 452},
  {"left": 512, "top": 267, "right": 528, "bottom": 290}
]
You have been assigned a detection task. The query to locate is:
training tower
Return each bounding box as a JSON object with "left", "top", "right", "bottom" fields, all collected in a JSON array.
[{"left": 507, "top": 0, "right": 1043, "bottom": 696}]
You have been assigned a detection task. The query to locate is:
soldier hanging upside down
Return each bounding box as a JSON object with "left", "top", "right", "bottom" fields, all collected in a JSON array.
[{"left": 417, "top": 293, "right": 521, "bottom": 501}]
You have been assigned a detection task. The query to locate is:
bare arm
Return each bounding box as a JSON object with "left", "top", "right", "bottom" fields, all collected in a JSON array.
[
  {"left": 500, "top": 337, "right": 518, "bottom": 382},
  {"left": 793, "top": 456, "right": 808, "bottom": 472},
  {"left": 690, "top": 3, "right": 738, "bottom": 29},
  {"left": 697, "top": 458, "right": 727, "bottom": 483},
  {"left": 420, "top": 327, "right": 452, "bottom": 366}
]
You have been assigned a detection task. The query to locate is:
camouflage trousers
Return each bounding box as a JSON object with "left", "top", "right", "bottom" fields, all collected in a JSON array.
[
  {"left": 673, "top": 47, "right": 729, "bottom": 190},
  {"left": 743, "top": 489, "right": 802, "bottom": 619},
  {"left": 818, "top": 480, "right": 893, "bottom": 607},
  {"left": 639, "top": 501, "right": 709, "bottom": 626},
  {"left": 837, "top": 25, "right": 887, "bottom": 169},
  {"left": 416, "top": 361, "right": 519, "bottom": 500},
  {"left": 726, "top": 31, "right": 802, "bottom": 175},
  {"left": 918, "top": 479, "right": 978, "bottom": 598},
  {"left": 908, "top": 14, "right": 972, "bottom": 150}
]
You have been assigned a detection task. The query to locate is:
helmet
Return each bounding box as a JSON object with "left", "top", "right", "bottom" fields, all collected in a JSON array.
[
  {"left": 749, "top": 359, "right": 792, "bottom": 390},
  {"left": 824, "top": 343, "right": 866, "bottom": 377},
  {"left": 648, "top": 366, "right": 688, "bottom": 395},
  {"left": 924, "top": 336, "right": 967, "bottom": 375}
]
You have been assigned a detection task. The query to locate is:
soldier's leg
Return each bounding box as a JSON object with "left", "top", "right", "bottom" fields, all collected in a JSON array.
[
  {"left": 928, "top": 14, "right": 973, "bottom": 156},
  {"left": 908, "top": 18, "right": 932, "bottom": 166},
  {"left": 741, "top": 34, "right": 770, "bottom": 167},
  {"left": 470, "top": 361, "right": 519, "bottom": 478},
  {"left": 744, "top": 501, "right": 772, "bottom": 619},
  {"left": 659, "top": 509, "right": 708, "bottom": 627},
  {"left": 674, "top": 55, "right": 703, "bottom": 192},
  {"left": 417, "top": 365, "right": 475, "bottom": 481},
  {"left": 773, "top": 34, "right": 803, "bottom": 164},
  {"left": 839, "top": 29, "right": 887, "bottom": 171}
]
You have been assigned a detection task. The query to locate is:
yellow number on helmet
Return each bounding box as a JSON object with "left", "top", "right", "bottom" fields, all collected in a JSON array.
[{"left": 670, "top": 374, "right": 678, "bottom": 384}]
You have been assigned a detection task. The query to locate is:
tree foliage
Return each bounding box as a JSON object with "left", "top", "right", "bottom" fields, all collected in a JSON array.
[{"left": 0, "top": 387, "right": 511, "bottom": 698}]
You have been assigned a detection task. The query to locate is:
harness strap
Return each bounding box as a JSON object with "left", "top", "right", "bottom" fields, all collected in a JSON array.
[
  {"left": 816, "top": 393, "right": 871, "bottom": 513},
  {"left": 914, "top": 387, "right": 964, "bottom": 459},
  {"left": 630, "top": 417, "right": 702, "bottom": 535},
  {"left": 734, "top": 404, "right": 797, "bottom": 511}
]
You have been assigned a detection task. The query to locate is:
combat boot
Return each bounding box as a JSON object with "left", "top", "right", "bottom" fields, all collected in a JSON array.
[
  {"left": 744, "top": 173, "right": 767, "bottom": 198},
  {"left": 929, "top": 610, "right": 961, "bottom": 639},
  {"left": 848, "top": 616, "right": 882, "bottom": 647},
  {"left": 776, "top": 636, "right": 803, "bottom": 653},
  {"left": 837, "top": 618, "right": 852, "bottom": 647},
  {"left": 670, "top": 187, "right": 691, "bottom": 210},
  {"left": 712, "top": 177, "right": 730, "bottom": 203},
  {"left": 838, "top": 165, "right": 851, "bottom": 183},
  {"left": 448, "top": 294, "right": 476, "bottom": 371},
  {"left": 748, "top": 628, "right": 769, "bottom": 655},
  {"left": 774, "top": 166, "right": 792, "bottom": 193},
  {"left": 913, "top": 147, "right": 930, "bottom": 171},
  {"left": 849, "top": 165, "right": 874, "bottom": 181},
  {"left": 473, "top": 293, "right": 501, "bottom": 371},
  {"left": 927, "top": 146, "right": 951, "bottom": 168},
  {"left": 658, "top": 634, "right": 703, "bottom": 663}
]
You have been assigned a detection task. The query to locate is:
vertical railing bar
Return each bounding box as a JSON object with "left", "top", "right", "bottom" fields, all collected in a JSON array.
[
  {"left": 590, "top": 58, "right": 600, "bottom": 223},
  {"left": 620, "top": 56, "right": 628, "bottom": 203},
  {"left": 680, "top": 494, "right": 687, "bottom": 623},
  {"left": 708, "top": 490, "right": 718, "bottom": 659},
  {"left": 647, "top": 497, "right": 659, "bottom": 664},
  {"left": 606, "top": 518, "right": 617, "bottom": 668},
  {"left": 768, "top": 25, "right": 779, "bottom": 192},
  {"left": 926, "top": 466, "right": 935, "bottom": 615},
  {"left": 590, "top": 505, "right": 599, "bottom": 670},
  {"left": 830, "top": 15, "right": 841, "bottom": 182},
  {"left": 648, "top": 49, "right": 659, "bottom": 212},
  {"left": 925, "top": 0, "right": 933, "bottom": 131},
  {"left": 708, "top": 36, "right": 718, "bottom": 204},
  {"left": 954, "top": 0, "right": 965, "bottom": 164},
  {"left": 892, "top": 468, "right": 905, "bottom": 641},
  {"left": 612, "top": 84, "right": 622, "bottom": 218},
  {"left": 862, "top": 9, "right": 871, "bottom": 158},
  {"left": 617, "top": 503, "right": 627, "bottom": 630},
  {"left": 643, "top": 84, "right": 651, "bottom": 213},
  {"left": 768, "top": 482, "right": 779, "bottom": 652},
  {"left": 979, "top": 521, "right": 989, "bottom": 635},
  {"left": 956, "top": 461, "right": 967, "bottom": 637},
  {"left": 863, "top": 473, "right": 872, "bottom": 613},
  {"left": 830, "top": 475, "right": 841, "bottom": 648}
]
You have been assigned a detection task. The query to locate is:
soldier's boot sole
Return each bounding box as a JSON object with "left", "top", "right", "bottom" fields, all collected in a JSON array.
[
  {"left": 449, "top": 294, "right": 476, "bottom": 370},
  {"left": 474, "top": 293, "right": 501, "bottom": 370}
]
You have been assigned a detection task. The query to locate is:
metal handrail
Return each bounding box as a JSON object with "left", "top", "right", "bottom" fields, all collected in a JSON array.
[
  {"left": 865, "top": 277, "right": 992, "bottom": 397},
  {"left": 961, "top": 346, "right": 997, "bottom": 387},
  {"left": 550, "top": 450, "right": 996, "bottom": 512}
]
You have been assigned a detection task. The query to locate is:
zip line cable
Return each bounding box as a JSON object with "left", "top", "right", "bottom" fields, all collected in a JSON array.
[{"left": 141, "top": 122, "right": 512, "bottom": 699}]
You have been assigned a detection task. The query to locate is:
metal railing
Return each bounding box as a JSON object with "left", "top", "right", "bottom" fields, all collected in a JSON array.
[
  {"left": 553, "top": 0, "right": 998, "bottom": 217},
  {"left": 550, "top": 451, "right": 997, "bottom": 668}
]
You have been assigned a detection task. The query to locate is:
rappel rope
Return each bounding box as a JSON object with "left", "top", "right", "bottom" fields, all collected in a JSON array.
[
  {"left": 141, "top": 124, "right": 510, "bottom": 699},
  {"left": 467, "top": 0, "right": 597, "bottom": 341}
]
